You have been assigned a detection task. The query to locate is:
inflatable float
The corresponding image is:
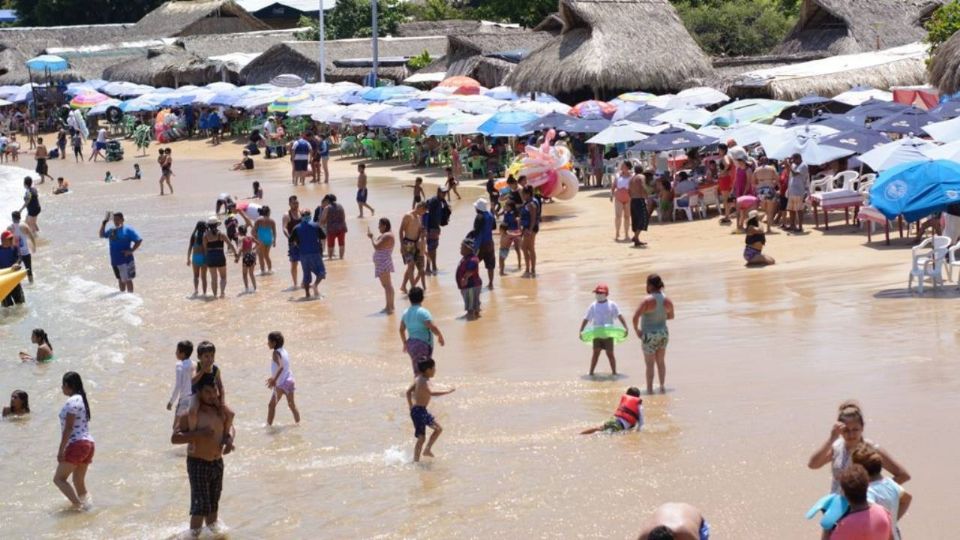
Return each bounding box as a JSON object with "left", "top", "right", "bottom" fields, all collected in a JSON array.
[
  {"left": 502, "top": 129, "right": 579, "bottom": 201},
  {"left": 0, "top": 268, "right": 27, "bottom": 299},
  {"left": 580, "top": 326, "right": 628, "bottom": 344}
]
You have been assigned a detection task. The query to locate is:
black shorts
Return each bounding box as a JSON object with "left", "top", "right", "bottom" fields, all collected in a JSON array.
[
  {"left": 293, "top": 160, "right": 308, "bottom": 172},
  {"left": 35, "top": 159, "right": 47, "bottom": 175},
  {"left": 630, "top": 198, "right": 648, "bottom": 232},
  {"left": 477, "top": 240, "right": 495, "bottom": 270},
  {"left": 187, "top": 457, "right": 224, "bottom": 516},
  {"left": 357, "top": 188, "right": 368, "bottom": 203},
  {"left": 593, "top": 337, "right": 614, "bottom": 352},
  {"left": 778, "top": 195, "right": 788, "bottom": 211}
]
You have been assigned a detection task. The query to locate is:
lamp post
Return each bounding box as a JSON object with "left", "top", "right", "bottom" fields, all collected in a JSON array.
[
  {"left": 370, "top": 0, "right": 379, "bottom": 87},
  {"left": 318, "top": 0, "right": 326, "bottom": 83}
]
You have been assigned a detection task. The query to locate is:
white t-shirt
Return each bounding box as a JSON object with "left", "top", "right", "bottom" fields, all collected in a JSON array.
[
  {"left": 868, "top": 478, "right": 903, "bottom": 540},
  {"left": 584, "top": 300, "right": 620, "bottom": 327},
  {"left": 169, "top": 358, "right": 193, "bottom": 405},
  {"left": 615, "top": 174, "right": 631, "bottom": 190},
  {"left": 96, "top": 129, "right": 106, "bottom": 143},
  {"left": 59, "top": 395, "right": 93, "bottom": 444},
  {"left": 11, "top": 223, "right": 30, "bottom": 255},
  {"left": 271, "top": 347, "right": 294, "bottom": 386}
]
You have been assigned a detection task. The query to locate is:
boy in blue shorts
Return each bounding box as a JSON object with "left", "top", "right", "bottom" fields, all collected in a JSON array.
[{"left": 405, "top": 358, "right": 454, "bottom": 462}]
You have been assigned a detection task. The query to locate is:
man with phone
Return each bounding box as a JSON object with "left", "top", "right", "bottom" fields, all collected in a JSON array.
[{"left": 99, "top": 212, "right": 142, "bottom": 293}]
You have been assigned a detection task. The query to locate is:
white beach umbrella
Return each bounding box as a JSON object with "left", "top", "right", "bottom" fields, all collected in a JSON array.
[
  {"left": 236, "top": 91, "right": 283, "bottom": 110},
  {"left": 586, "top": 121, "right": 649, "bottom": 145},
  {"left": 270, "top": 74, "right": 306, "bottom": 88},
  {"left": 653, "top": 107, "right": 713, "bottom": 127},
  {"left": 859, "top": 137, "right": 938, "bottom": 171},
  {"left": 344, "top": 103, "right": 391, "bottom": 125},
  {"left": 924, "top": 139, "right": 960, "bottom": 161},
  {"left": 87, "top": 98, "right": 122, "bottom": 116},
  {"left": 449, "top": 95, "right": 503, "bottom": 115},
  {"left": 288, "top": 98, "right": 335, "bottom": 117},
  {"left": 365, "top": 106, "right": 415, "bottom": 128},
  {"left": 665, "top": 87, "right": 729, "bottom": 109},
  {"left": 407, "top": 107, "right": 460, "bottom": 125},
  {"left": 723, "top": 123, "right": 784, "bottom": 147},
  {"left": 832, "top": 86, "right": 893, "bottom": 107},
  {"left": 760, "top": 127, "right": 853, "bottom": 164},
  {"left": 310, "top": 105, "right": 347, "bottom": 124},
  {"left": 922, "top": 116, "right": 960, "bottom": 143},
  {"left": 204, "top": 82, "right": 236, "bottom": 92},
  {"left": 448, "top": 113, "right": 493, "bottom": 135},
  {"left": 511, "top": 100, "right": 571, "bottom": 115}
]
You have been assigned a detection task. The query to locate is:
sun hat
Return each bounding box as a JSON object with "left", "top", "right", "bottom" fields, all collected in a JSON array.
[
  {"left": 474, "top": 198, "right": 489, "bottom": 213},
  {"left": 593, "top": 283, "right": 609, "bottom": 294},
  {"left": 206, "top": 216, "right": 221, "bottom": 226},
  {"left": 747, "top": 209, "right": 762, "bottom": 221}
]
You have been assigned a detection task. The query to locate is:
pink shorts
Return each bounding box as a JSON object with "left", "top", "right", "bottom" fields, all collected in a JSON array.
[
  {"left": 737, "top": 195, "right": 758, "bottom": 209},
  {"left": 64, "top": 440, "right": 95, "bottom": 465},
  {"left": 276, "top": 379, "right": 295, "bottom": 394}
]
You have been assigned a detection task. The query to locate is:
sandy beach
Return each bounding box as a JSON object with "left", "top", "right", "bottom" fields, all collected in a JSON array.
[{"left": 1, "top": 134, "right": 959, "bottom": 539}]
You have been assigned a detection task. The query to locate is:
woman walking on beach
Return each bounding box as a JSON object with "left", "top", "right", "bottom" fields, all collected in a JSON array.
[
  {"left": 368, "top": 217, "right": 396, "bottom": 314},
  {"left": 807, "top": 400, "right": 910, "bottom": 494},
  {"left": 158, "top": 148, "right": 174, "bottom": 196},
  {"left": 632, "top": 274, "right": 674, "bottom": 394},
  {"left": 202, "top": 217, "right": 238, "bottom": 299},
  {"left": 187, "top": 221, "right": 208, "bottom": 296},
  {"left": 54, "top": 372, "right": 94, "bottom": 511},
  {"left": 611, "top": 161, "right": 632, "bottom": 240}
]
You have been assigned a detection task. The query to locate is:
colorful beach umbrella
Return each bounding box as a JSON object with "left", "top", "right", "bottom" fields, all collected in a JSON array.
[
  {"left": 438, "top": 76, "right": 480, "bottom": 89},
  {"left": 869, "top": 160, "right": 960, "bottom": 222},
  {"left": 25, "top": 54, "right": 69, "bottom": 72},
  {"left": 615, "top": 92, "right": 657, "bottom": 103},
  {"left": 268, "top": 92, "right": 310, "bottom": 113},
  {"left": 477, "top": 110, "right": 540, "bottom": 137},
  {"left": 69, "top": 91, "right": 110, "bottom": 109},
  {"left": 570, "top": 100, "right": 617, "bottom": 120}
]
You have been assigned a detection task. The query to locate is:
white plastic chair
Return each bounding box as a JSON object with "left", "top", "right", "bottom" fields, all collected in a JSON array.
[
  {"left": 834, "top": 170, "right": 859, "bottom": 191},
  {"left": 809, "top": 172, "right": 835, "bottom": 194},
  {"left": 908, "top": 235, "right": 951, "bottom": 294},
  {"left": 857, "top": 173, "right": 876, "bottom": 193},
  {"left": 946, "top": 243, "right": 960, "bottom": 285},
  {"left": 673, "top": 192, "right": 701, "bottom": 221},
  {"left": 698, "top": 186, "right": 719, "bottom": 216}
]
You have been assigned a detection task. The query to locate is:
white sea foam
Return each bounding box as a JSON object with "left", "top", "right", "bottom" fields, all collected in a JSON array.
[{"left": 60, "top": 275, "right": 143, "bottom": 326}]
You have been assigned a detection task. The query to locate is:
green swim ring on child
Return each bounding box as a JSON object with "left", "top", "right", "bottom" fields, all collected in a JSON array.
[{"left": 579, "top": 325, "right": 628, "bottom": 344}]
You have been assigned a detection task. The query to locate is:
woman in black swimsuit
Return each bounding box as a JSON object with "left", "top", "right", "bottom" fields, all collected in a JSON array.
[
  {"left": 159, "top": 148, "right": 174, "bottom": 196},
  {"left": 202, "top": 217, "right": 238, "bottom": 298},
  {"left": 743, "top": 211, "right": 775, "bottom": 266}
]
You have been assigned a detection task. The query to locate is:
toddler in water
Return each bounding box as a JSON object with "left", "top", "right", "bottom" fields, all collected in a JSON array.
[
  {"left": 406, "top": 358, "right": 455, "bottom": 462},
  {"left": 456, "top": 239, "right": 482, "bottom": 319},
  {"left": 497, "top": 224, "right": 511, "bottom": 277},
  {"left": 103, "top": 171, "right": 115, "bottom": 183},
  {"left": 405, "top": 177, "right": 425, "bottom": 209},
  {"left": 265, "top": 331, "right": 300, "bottom": 426},
  {"left": 250, "top": 181, "right": 263, "bottom": 200},
  {"left": 190, "top": 341, "right": 235, "bottom": 453},
  {"left": 579, "top": 283, "right": 628, "bottom": 376},
  {"left": 235, "top": 225, "right": 260, "bottom": 292},
  {"left": 121, "top": 163, "right": 141, "bottom": 181},
  {"left": 580, "top": 387, "right": 643, "bottom": 434}
]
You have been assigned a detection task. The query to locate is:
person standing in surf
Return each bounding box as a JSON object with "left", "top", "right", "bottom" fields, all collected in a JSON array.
[
  {"left": 399, "top": 287, "right": 444, "bottom": 373},
  {"left": 54, "top": 372, "right": 94, "bottom": 511},
  {"left": 265, "top": 331, "right": 300, "bottom": 426},
  {"left": 99, "top": 212, "right": 142, "bottom": 293},
  {"left": 632, "top": 274, "right": 674, "bottom": 394},
  {"left": 580, "top": 283, "right": 628, "bottom": 377},
  {"left": 282, "top": 195, "right": 302, "bottom": 289},
  {"left": 19, "top": 176, "right": 41, "bottom": 234},
  {"left": 167, "top": 340, "right": 194, "bottom": 428}
]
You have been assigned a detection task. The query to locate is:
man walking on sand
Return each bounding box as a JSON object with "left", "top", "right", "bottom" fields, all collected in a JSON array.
[{"left": 171, "top": 378, "right": 233, "bottom": 538}]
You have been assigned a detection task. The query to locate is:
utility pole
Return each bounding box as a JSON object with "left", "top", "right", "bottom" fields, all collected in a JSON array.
[
  {"left": 370, "top": 0, "right": 379, "bottom": 87},
  {"left": 318, "top": 0, "right": 326, "bottom": 82}
]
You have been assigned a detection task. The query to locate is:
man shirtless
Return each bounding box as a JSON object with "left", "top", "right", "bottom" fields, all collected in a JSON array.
[
  {"left": 636, "top": 502, "right": 710, "bottom": 540},
  {"left": 356, "top": 163, "right": 375, "bottom": 218},
  {"left": 281, "top": 195, "right": 301, "bottom": 288},
  {"left": 629, "top": 166, "right": 650, "bottom": 247},
  {"left": 171, "top": 378, "right": 233, "bottom": 537},
  {"left": 399, "top": 203, "right": 427, "bottom": 293}
]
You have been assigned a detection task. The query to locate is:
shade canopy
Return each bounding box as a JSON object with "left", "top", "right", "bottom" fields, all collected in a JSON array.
[
  {"left": 627, "top": 127, "right": 718, "bottom": 152},
  {"left": 870, "top": 160, "right": 960, "bottom": 221},
  {"left": 26, "top": 54, "right": 69, "bottom": 72}
]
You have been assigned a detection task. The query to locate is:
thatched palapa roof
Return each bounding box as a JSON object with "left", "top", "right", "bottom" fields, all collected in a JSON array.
[
  {"left": 929, "top": 30, "right": 960, "bottom": 95},
  {"left": 445, "top": 31, "right": 553, "bottom": 87},
  {"left": 102, "top": 45, "right": 239, "bottom": 86},
  {"left": 774, "top": 0, "right": 945, "bottom": 55},
  {"left": 728, "top": 43, "right": 927, "bottom": 100},
  {"left": 132, "top": 0, "right": 270, "bottom": 38},
  {"left": 504, "top": 0, "right": 713, "bottom": 100},
  {"left": 396, "top": 20, "right": 521, "bottom": 37},
  {"left": 240, "top": 36, "right": 448, "bottom": 84}
]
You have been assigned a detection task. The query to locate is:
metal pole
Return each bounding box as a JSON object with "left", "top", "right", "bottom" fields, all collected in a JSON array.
[
  {"left": 371, "top": 0, "right": 379, "bottom": 87},
  {"left": 318, "top": 0, "right": 326, "bottom": 83}
]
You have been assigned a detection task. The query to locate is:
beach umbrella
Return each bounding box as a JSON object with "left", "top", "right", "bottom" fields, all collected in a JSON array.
[
  {"left": 236, "top": 91, "right": 282, "bottom": 110},
  {"left": 615, "top": 91, "right": 657, "bottom": 103},
  {"left": 25, "top": 54, "right": 69, "bottom": 72},
  {"left": 87, "top": 98, "right": 122, "bottom": 116},
  {"left": 204, "top": 82, "right": 237, "bottom": 92},
  {"left": 841, "top": 100, "right": 911, "bottom": 125},
  {"left": 424, "top": 113, "right": 475, "bottom": 136},
  {"left": 858, "top": 137, "right": 937, "bottom": 171},
  {"left": 759, "top": 126, "right": 852, "bottom": 165},
  {"left": 706, "top": 99, "right": 791, "bottom": 127},
  {"left": 922, "top": 115, "right": 960, "bottom": 143},
  {"left": 869, "top": 160, "right": 960, "bottom": 222},
  {"left": 0, "top": 98, "right": 11, "bottom": 107},
  {"left": 65, "top": 82, "right": 98, "bottom": 96},
  {"left": 309, "top": 105, "right": 347, "bottom": 124},
  {"left": 870, "top": 108, "right": 941, "bottom": 135},
  {"left": 723, "top": 123, "right": 783, "bottom": 147},
  {"left": 784, "top": 113, "right": 862, "bottom": 132},
  {"left": 362, "top": 85, "right": 418, "bottom": 103},
  {"left": 484, "top": 86, "right": 520, "bottom": 101},
  {"left": 288, "top": 98, "right": 335, "bottom": 117},
  {"left": 452, "top": 84, "right": 484, "bottom": 96},
  {"left": 570, "top": 100, "right": 617, "bottom": 119},
  {"left": 449, "top": 114, "right": 493, "bottom": 135},
  {"left": 407, "top": 107, "right": 460, "bottom": 125},
  {"left": 523, "top": 111, "right": 575, "bottom": 131},
  {"left": 930, "top": 101, "right": 960, "bottom": 120},
  {"left": 664, "top": 87, "right": 729, "bottom": 109},
  {"left": 653, "top": 107, "right": 712, "bottom": 127},
  {"left": 365, "top": 106, "right": 415, "bottom": 128},
  {"left": 448, "top": 94, "right": 502, "bottom": 115},
  {"left": 337, "top": 88, "right": 367, "bottom": 105},
  {"left": 832, "top": 86, "right": 893, "bottom": 107},
  {"left": 268, "top": 92, "right": 310, "bottom": 113},
  {"left": 270, "top": 74, "right": 305, "bottom": 88},
  {"left": 102, "top": 81, "right": 154, "bottom": 97},
  {"left": 510, "top": 100, "right": 571, "bottom": 115},
  {"left": 477, "top": 110, "right": 540, "bottom": 137},
  {"left": 343, "top": 103, "right": 391, "bottom": 124},
  {"left": 617, "top": 103, "right": 667, "bottom": 123},
  {"left": 523, "top": 112, "right": 609, "bottom": 133},
  {"left": 818, "top": 128, "right": 891, "bottom": 155},
  {"left": 924, "top": 139, "right": 960, "bottom": 161},
  {"left": 586, "top": 121, "right": 649, "bottom": 145},
  {"left": 778, "top": 95, "right": 854, "bottom": 120},
  {"left": 122, "top": 93, "right": 167, "bottom": 112},
  {"left": 438, "top": 76, "right": 480, "bottom": 89},
  {"left": 627, "top": 127, "right": 718, "bottom": 152},
  {"left": 69, "top": 90, "right": 110, "bottom": 109}
]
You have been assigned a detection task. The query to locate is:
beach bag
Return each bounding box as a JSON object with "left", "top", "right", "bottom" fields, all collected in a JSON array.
[{"left": 440, "top": 203, "right": 452, "bottom": 227}]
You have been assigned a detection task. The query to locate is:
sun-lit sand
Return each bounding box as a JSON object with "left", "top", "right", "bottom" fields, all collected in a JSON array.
[{"left": 0, "top": 134, "right": 958, "bottom": 538}]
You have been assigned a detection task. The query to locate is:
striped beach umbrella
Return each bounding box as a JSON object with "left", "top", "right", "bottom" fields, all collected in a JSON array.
[
  {"left": 69, "top": 91, "right": 110, "bottom": 109},
  {"left": 570, "top": 100, "right": 617, "bottom": 119},
  {"left": 268, "top": 92, "right": 310, "bottom": 113}
]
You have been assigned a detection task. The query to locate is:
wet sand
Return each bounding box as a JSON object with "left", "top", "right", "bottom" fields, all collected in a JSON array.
[{"left": 1, "top": 136, "right": 958, "bottom": 539}]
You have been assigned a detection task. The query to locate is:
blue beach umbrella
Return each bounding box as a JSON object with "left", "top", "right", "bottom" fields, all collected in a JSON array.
[
  {"left": 931, "top": 101, "right": 960, "bottom": 119},
  {"left": 869, "top": 160, "right": 960, "bottom": 221},
  {"left": 523, "top": 112, "right": 610, "bottom": 133},
  {"left": 424, "top": 113, "right": 474, "bottom": 136},
  {"left": 362, "top": 85, "right": 417, "bottom": 103},
  {"left": 818, "top": 128, "right": 890, "bottom": 155},
  {"left": 478, "top": 110, "right": 540, "bottom": 137},
  {"left": 627, "top": 127, "right": 718, "bottom": 152},
  {"left": 870, "top": 108, "right": 941, "bottom": 135},
  {"left": 841, "top": 100, "right": 910, "bottom": 125},
  {"left": 25, "top": 54, "right": 69, "bottom": 72}
]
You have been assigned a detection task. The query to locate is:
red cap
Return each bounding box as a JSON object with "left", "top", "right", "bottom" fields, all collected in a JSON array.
[
  {"left": 593, "top": 283, "right": 609, "bottom": 294},
  {"left": 1, "top": 230, "right": 12, "bottom": 240}
]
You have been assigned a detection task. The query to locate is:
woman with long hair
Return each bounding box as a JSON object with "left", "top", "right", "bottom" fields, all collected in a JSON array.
[
  {"left": 3, "top": 389, "right": 29, "bottom": 417},
  {"left": 19, "top": 328, "right": 53, "bottom": 362},
  {"left": 202, "top": 217, "right": 238, "bottom": 299},
  {"left": 187, "top": 221, "right": 208, "bottom": 296},
  {"left": 55, "top": 372, "right": 94, "bottom": 510},
  {"left": 368, "top": 217, "right": 396, "bottom": 314}
]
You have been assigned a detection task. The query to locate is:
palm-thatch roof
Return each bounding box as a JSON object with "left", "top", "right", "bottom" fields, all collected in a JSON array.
[
  {"left": 240, "top": 36, "right": 448, "bottom": 84},
  {"left": 132, "top": 0, "right": 270, "bottom": 38},
  {"left": 727, "top": 43, "right": 927, "bottom": 100},
  {"left": 445, "top": 31, "right": 553, "bottom": 87},
  {"left": 504, "top": 0, "right": 713, "bottom": 100},
  {"left": 533, "top": 13, "right": 565, "bottom": 35},
  {"left": 102, "top": 45, "right": 239, "bottom": 86},
  {"left": 395, "top": 20, "right": 520, "bottom": 37},
  {"left": 928, "top": 29, "right": 960, "bottom": 95},
  {"left": 774, "top": 0, "right": 945, "bottom": 55}
]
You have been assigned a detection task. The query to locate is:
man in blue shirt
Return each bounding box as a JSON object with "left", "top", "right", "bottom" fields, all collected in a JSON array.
[
  {"left": 318, "top": 134, "right": 331, "bottom": 184},
  {"left": 472, "top": 198, "right": 497, "bottom": 289},
  {"left": 99, "top": 212, "right": 142, "bottom": 293},
  {"left": 291, "top": 210, "right": 326, "bottom": 299},
  {"left": 0, "top": 230, "right": 24, "bottom": 307},
  {"left": 291, "top": 133, "right": 312, "bottom": 186}
]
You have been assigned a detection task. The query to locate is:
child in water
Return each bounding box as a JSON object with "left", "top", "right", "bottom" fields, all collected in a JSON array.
[
  {"left": 103, "top": 171, "right": 115, "bottom": 183},
  {"left": 53, "top": 177, "right": 70, "bottom": 194},
  {"left": 579, "top": 283, "right": 628, "bottom": 376},
  {"left": 406, "top": 358, "right": 454, "bottom": 462},
  {"left": 235, "top": 225, "right": 260, "bottom": 292},
  {"left": 580, "top": 387, "right": 643, "bottom": 434},
  {"left": 3, "top": 389, "right": 29, "bottom": 417},
  {"left": 497, "top": 223, "right": 511, "bottom": 277},
  {"left": 405, "top": 177, "right": 425, "bottom": 209},
  {"left": 249, "top": 181, "right": 263, "bottom": 200},
  {"left": 265, "top": 331, "right": 300, "bottom": 426},
  {"left": 166, "top": 340, "right": 194, "bottom": 428},
  {"left": 190, "top": 341, "right": 235, "bottom": 453},
  {"left": 501, "top": 201, "right": 523, "bottom": 271},
  {"left": 121, "top": 163, "right": 141, "bottom": 181},
  {"left": 456, "top": 239, "right": 482, "bottom": 319},
  {"left": 18, "top": 328, "right": 53, "bottom": 362}
]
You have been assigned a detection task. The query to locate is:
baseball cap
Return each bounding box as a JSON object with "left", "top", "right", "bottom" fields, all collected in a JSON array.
[{"left": 593, "top": 283, "right": 609, "bottom": 294}]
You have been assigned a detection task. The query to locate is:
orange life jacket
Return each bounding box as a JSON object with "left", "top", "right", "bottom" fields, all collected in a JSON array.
[{"left": 614, "top": 395, "right": 642, "bottom": 427}]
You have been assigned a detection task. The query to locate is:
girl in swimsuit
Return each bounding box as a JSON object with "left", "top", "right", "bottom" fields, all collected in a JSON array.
[
  {"left": 520, "top": 187, "right": 539, "bottom": 278},
  {"left": 202, "top": 217, "right": 238, "bottom": 299},
  {"left": 368, "top": 217, "right": 396, "bottom": 314},
  {"left": 235, "top": 225, "right": 260, "bottom": 292},
  {"left": 252, "top": 206, "right": 276, "bottom": 275},
  {"left": 19, "top": 328, "right": 53, "bottom": 363},
  {"left": 186, "top": 221, "right": 208, "bottom": 296},
  {"left": 159, "top": 148, "right": 173, "bottom": 196},
  {"left": 743, "top": 211, "right": 775, "bottom": 266}
]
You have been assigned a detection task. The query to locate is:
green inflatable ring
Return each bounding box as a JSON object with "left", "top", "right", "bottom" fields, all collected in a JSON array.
[{"left": 580, "top": 326, "right": 628, "bottom": 344}]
